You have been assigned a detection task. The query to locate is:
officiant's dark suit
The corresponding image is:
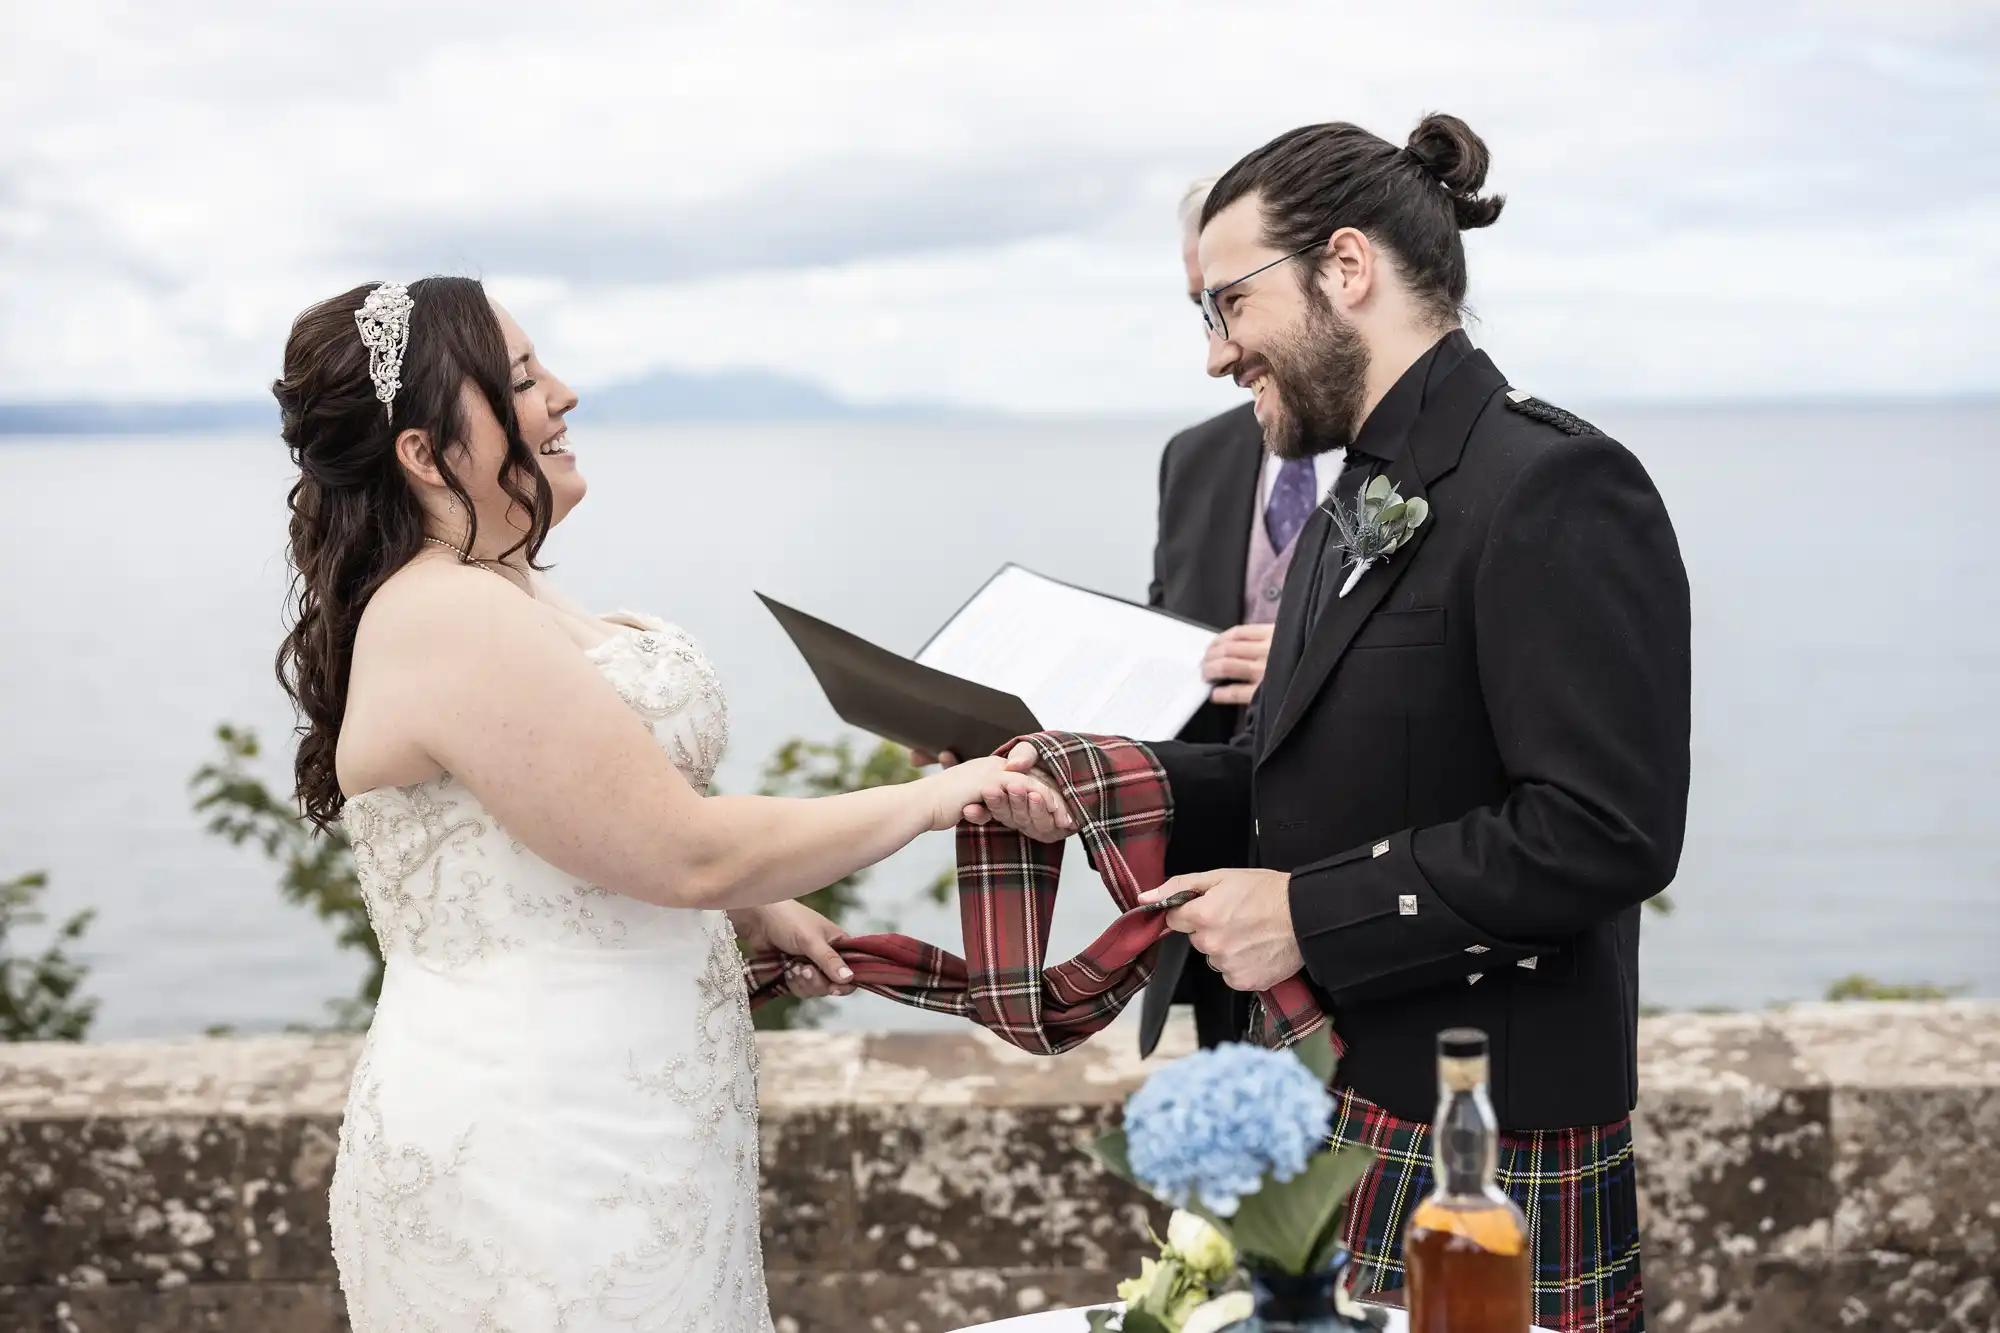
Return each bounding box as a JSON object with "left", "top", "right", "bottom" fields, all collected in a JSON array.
[
  {"left": 1140, "top": 329, "right": 1691, "bottom": 1129},
  {"left": 1147, "top": 402, "right": 1266, "bottom": 745}
]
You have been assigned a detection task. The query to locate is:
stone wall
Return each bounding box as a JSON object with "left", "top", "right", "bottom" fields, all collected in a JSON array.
[{"left": 1, "top": 1002, "right": 1995, "bottom": 1333}]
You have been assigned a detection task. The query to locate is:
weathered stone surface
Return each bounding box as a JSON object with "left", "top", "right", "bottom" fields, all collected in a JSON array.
[
  {"left": 1630, "top": 1002, "right": 2000, "bottom": 1332},
  {"left": 760, "top": 1028, "right": 1179, "bottom": 1283},
  {"left": 765, "top": 1267, "right": 1118, "bottom": 1333},
  {"left": 2, "top": 1004, "right": 1997, "bottom": 1333},
  {"left": 0, "top": 1280, "right": 346, "bottom": 1333}
]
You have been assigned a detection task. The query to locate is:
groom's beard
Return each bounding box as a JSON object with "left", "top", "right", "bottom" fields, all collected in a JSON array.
[{"left": 1254, "top": 290, "right": 1371, "bottom": 462}]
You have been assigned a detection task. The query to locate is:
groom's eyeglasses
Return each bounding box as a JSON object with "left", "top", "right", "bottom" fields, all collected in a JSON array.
[{"left": 1198, "top": 239, "right": 1329, "bottom": 343}]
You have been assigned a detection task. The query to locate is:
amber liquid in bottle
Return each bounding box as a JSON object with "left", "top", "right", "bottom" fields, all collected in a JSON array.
[{"left": 1404, "top": 1029, "right": 1531, "bottom": 1333}]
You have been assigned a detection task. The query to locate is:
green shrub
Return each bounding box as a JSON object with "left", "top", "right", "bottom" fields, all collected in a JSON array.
[
  {"left": 1823, "top": 974, "right": 1966, "bottom": 1003},
  {"left": 0, "top": 870, "right": 98, "bottom": 1041}
]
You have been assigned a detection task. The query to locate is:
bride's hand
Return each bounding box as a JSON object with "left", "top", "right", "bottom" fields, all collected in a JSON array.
[
  {"left": 737, "top": 902, "right": 857, "bottom": 997},
  {"left": 925, "top": 745, "right": 1075, "bottom": 842}
]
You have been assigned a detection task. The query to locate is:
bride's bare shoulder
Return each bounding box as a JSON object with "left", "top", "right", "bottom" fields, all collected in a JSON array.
[
  {"left": 338, "top": 562, "right": 533, "bottom": 794},
  {"left": 356, "top": 560, "right": 556, "bottom": 664}
]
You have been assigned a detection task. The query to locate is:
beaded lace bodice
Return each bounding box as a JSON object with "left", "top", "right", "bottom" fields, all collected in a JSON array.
[{"left": 340, "top": 612, "right": 730, "bottom": 961}]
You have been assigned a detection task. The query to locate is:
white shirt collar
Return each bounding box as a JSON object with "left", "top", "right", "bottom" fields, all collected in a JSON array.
[{"left": 1257, "top": 447, "right": 1348, "bottom": 510}]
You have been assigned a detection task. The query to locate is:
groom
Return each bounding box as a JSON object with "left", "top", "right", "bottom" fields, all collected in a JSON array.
[{"left": 995, "top": 115, "right": 1686, "bottom": 1316}]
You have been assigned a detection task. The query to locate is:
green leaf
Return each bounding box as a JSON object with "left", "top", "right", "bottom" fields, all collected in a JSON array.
[
  {"left": 1375, "top": 501, "right": 1408, "bottom": 529},
  {"left": 1084, "top": 1310, "right": 1122, "bottom": 1333},
  {"left": 1400, "top": 496, "right": 1430, "bottom": 529},
  {"left": 1290, "top": 1025, "right": 1338, "bottom": 1086},
  {"left": 1364, "top": 473, "right": 1395, "bottom": 502},
  {"left": 1228, "top": 1144, "right": 1377, "bottom": 1275},
  {"left": 1304, "top": 1144, "right": 1379, "bottom": 1271},
  {"left": 1121, "top": 1313, "right": 1174, "bottom": 1333},
  {"left": 1087, "top": 1128, "right": 1139, "bottom": 1187}
]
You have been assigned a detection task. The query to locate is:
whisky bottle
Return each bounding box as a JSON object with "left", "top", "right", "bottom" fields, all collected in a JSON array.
[{"left": 1403, "top": 1028, "right": 1531, "bottom": 1332}]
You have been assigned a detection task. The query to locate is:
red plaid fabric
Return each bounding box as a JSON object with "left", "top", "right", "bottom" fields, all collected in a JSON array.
[
  {"left": 744, "top": 732, "right": 1327, "bottom": 1055},
  {"left": 1330, "top": 1086, "right": 1645, "bottom": 1333}
]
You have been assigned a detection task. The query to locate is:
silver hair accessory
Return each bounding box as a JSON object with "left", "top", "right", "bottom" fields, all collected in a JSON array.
[{"left": 354, "top": 282, "right": 414, "bottom": 417}]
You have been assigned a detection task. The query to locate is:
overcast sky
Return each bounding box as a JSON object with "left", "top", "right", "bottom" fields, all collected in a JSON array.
[{"left": 3, "top": 0, "right": 1994, "bottom": 415}]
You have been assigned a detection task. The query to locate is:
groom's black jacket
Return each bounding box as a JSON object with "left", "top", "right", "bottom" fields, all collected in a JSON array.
[{"left": 1140, "top": 331, "right": 1690, "bottom": 1130}]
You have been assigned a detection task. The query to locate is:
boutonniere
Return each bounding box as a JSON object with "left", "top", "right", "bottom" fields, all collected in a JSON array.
[{"left": 1325, "top": 474, "right": 1429, "bottom": 597}]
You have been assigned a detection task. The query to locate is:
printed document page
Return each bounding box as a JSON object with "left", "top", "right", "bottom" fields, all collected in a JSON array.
[{"left": 914, "top": 566, "right": 1216, "bottom": 741}]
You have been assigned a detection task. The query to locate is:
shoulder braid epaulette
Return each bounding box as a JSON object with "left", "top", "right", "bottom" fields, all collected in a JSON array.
[{"left": 1504, "top": 388, "right": 1601, "bottom": 437}]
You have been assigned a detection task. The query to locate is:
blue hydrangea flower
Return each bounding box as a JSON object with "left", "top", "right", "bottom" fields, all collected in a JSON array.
[{"left": 1123, "top": 1042, "right": 1333, "bottom": 1217}]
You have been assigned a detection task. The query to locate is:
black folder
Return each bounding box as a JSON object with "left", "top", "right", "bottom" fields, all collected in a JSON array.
[{"left": 758, "top": 593, "right": 1041, "bottom": 759}]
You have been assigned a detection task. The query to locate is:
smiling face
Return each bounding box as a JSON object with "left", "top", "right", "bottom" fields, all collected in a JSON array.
[
  {"left": 1198, "top": 194, "right": 1372, "bottom": 460},
  {"left": 414, "top": 301, "right": 585, "bottom": 548},
  {"left": 491, "top": 302, "right": 584, "bottom": 520}
]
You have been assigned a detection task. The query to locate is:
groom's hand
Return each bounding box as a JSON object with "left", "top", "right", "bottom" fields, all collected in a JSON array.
[{"left": 1139, "top": 869, "right": 1302, "bottom": 992}]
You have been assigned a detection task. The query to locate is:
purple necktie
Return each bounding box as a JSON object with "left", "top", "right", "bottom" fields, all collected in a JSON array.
[{"left": 1264, "top": 456, "right": 1318, "bottom": 553}]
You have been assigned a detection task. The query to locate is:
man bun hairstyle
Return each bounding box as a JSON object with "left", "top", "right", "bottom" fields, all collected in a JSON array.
[
  {"left": 1403, "top": 112, "right": 1506, "bottom": 230},
  {"left": 1202, "top": 111, "right": 1506, "bottom": 327}
]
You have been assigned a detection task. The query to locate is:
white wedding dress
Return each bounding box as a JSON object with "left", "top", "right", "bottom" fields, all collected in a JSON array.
[{"left": 329, "top": 612, "right": 773, "bottom": 1332}]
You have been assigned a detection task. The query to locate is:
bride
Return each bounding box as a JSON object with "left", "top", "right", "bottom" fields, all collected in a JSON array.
[{"left": 272, "top": 276, "right": 1069, "bottom": 1331}]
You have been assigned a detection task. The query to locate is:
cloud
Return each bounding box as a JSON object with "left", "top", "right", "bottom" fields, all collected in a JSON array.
[
  {"left": 1, "top": 0, "right": 1994, "bottom": 408},
  {"left": 369, "top": 157, "right": 1146, "bottom": 284}
]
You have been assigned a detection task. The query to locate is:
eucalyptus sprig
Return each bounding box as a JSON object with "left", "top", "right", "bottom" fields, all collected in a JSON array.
[{"left": 1326, "top": 474, "right": 1429, "bottom": 597}]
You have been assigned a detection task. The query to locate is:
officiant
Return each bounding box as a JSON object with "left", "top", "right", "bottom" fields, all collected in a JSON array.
[{"left": 1028, "top": 114, "right": 1690, "bottom": 1320}]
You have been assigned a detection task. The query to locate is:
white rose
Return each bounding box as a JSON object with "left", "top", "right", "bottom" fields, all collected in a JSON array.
[
  {"left": 1165, "top": 1210, "right": 1236, "bottom": 1281},
  {"left": 1180, "top": 1291, "right": 1254, "bottom": 1333}
]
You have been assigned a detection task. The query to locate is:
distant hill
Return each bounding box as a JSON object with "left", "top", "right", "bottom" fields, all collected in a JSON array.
[
  {"left": 0, "top": 367, "right": 966, "bottom": 435},
  {"left": 0, "top": 400, "right": 278, "bottom": 435},
  {"left": 582, "top": 367, "right": 961, "bottom": 423}
]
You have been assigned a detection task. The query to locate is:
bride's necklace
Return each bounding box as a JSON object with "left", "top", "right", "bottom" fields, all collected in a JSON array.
[{"left": 423, "top": 536, "right": 522, "bottom": 588}]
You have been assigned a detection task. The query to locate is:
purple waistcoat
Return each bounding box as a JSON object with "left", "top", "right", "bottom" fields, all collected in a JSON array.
[{"left": 1241, "top": 482, "right": 1301, "bottom": 626}]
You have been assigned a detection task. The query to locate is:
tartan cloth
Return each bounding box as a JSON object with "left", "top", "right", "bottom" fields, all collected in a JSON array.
[
  {"left": 743, "top": 731, "right": 1326, "bottom": 1055},
  {"left": 1330, "top": 1086, "right": 1644, "bottom": 1333}
]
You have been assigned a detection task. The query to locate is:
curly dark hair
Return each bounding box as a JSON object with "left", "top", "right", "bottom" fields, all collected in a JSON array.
[
  {"left": 271, "top": 276, "right": 553, "bottom": 830},
  {"left": 1202, "top": 112, "right": 1506, "bottom": 328}
]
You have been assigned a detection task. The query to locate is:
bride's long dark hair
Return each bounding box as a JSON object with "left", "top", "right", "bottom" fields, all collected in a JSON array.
[{"left": 272, "top": 276, "right": 552, "bottom": 831}]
